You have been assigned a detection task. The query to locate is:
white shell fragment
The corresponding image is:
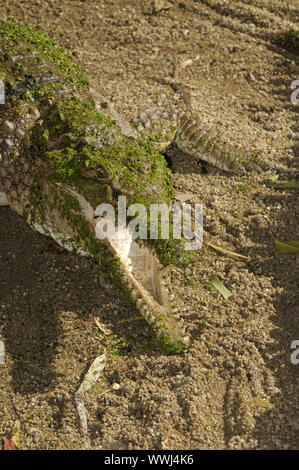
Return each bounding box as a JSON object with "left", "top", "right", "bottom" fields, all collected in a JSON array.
[
  {"left": 75, "top": 352, "right": 106, "bottom": 436},
  {"left": 75, "top": 395, "right": 89, "bottom": 437},
  {"left": 77, "top": 353, "right": 107, "bottom": 395}
]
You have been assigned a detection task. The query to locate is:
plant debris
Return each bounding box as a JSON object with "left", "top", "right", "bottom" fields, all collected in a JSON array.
[
  {"left": 206, "top": 242, "right": 249, "bottom": 260},
  {"left": 209, "top": 275, "right": 232, "bottom": 300},
  {"left": 75, "top": 353, "right": 106, "bottom": 436}
]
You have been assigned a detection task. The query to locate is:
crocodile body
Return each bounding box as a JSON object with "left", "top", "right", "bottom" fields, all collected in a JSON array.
[{"left": 0, "top": 19, "right": 248, "bottom": 352}]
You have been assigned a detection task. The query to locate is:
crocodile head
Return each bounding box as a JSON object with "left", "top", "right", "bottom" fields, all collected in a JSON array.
[{"left": 0, "top": 18, "right": 190, "bottom": 352}]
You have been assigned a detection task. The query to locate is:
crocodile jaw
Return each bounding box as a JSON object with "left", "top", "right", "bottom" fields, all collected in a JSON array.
[{"left": 59, "top": 184, "right": 189, "bottom": 352}]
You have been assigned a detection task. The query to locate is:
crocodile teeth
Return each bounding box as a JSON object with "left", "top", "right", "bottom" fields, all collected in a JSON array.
[
  {"left": 56, "top": 184, "right": 188, "bottom": 351},
  {"left": 0, "top": 18, "right": 190, "bottom": 353}
]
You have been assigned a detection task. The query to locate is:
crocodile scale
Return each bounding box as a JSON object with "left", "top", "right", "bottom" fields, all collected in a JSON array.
[{"left": 0, "top": 19, "right": 250, "bottom": 352}]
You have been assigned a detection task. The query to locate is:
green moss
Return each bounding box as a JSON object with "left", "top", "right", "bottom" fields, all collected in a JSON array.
[
  {"left": 140, "top": 211, "right": 197, "bottom": 268},
  {"left": 2, "top": 18, "right": 190, "bottom": 352},
  {"left": 274, "top": 28, "right": 299, "bottom": 52},
  {"left": 103, "top": 335, "right": 133, "bottom": 355},
  {"left": 158, "top": 334, "right": 186, "bottom": 354},
  {"left": 46, "top": 148, "right": 79, "bottom": 179},
  {"left": 0, "top": 17, "right": 88, "bottom": 88},
  {"left": 234, "top": 183, "right": 250, "bottom": 193},
  {"left": 24, "top": 95, "right": 174, "bottom": 208},
  {"left": 151, "top": 237, "right": 196, "bottom": 268},
  {"left": 1, "top": 18, "right": 174, "bottom": 210},
  {"left": 25, "top": 181, "right": 49, "bottom": 225},
  {"left": 138, "top": 121, "right": 178, "bottom": 153},
  {"left": 46, "top": 96, "right": 115, "bottom": 138},
  {"left": 185, "top": 279, "right": 197, "bottom": 287}
]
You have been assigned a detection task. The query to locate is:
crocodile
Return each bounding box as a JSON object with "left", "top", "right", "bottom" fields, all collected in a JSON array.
[{"left": 0, "top": 19, "right": 250, "bottom": 353}]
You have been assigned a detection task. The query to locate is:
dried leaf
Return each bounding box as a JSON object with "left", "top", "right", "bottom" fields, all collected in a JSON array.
[
  {"left": 273, "top": 238, "right": 299, "bottom": 254},
  {"left": 4, "top": 421, "right": 21, "bottom": 450},
  {"left": 11, "top": 421, "right": 21, "bottom": 450},
  {"left": 179, "top": 59, "right": 193, "bottom": 69},
  {"left": 265, "top": 178, "right": 299, "bottom": 189},
  {"left": 4, "top": 434, "right": 17, "bottom": 450},
  {"left": 206, "top": 242, "right": 250, "bottom": 260},
  {"left": 209, "top": 275, "right": 232, "bottom": 300},
  {"left": 77, "top": 353, "right": 106, "bottom": 395},
  {"left": 75, "top": 353, "right": 106, "bottom": 436},
  {"left": 247, "top": 397, "right": 274, "bottom": 408},
  {"left": 268, "top": 174, "right": 280, "bottom": 181},
  {"left": 75, "top": 394, "right": 88, "bottom": 436},
  {"left": 98, "top": 388, "right": 112, "bottom": 399},
  {"left": 94, "top": 317, "right": 112, "bottom": 335}
]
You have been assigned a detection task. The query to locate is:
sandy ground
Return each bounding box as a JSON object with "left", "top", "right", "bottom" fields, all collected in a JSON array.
[{"left": 0, "top": 0, "right": 298, "bottom": 450}]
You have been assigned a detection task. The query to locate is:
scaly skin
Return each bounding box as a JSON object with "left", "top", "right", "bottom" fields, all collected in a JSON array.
[
  {"left": 0, "top": 19, "right": 254, "bottom": 352},
  {"left": 0, "top": 18, "right": 189, "bottom": 353}
]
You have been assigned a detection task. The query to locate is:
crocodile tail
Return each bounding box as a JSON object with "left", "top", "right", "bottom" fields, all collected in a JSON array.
[{"left": 174, "top": 113, "right": 246, "bottom": 174}]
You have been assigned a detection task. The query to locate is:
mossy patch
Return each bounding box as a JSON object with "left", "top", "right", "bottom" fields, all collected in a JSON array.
[
  {"left": 0, "top": 17, "right": 88, "bottom": 88},
  {"left": 24, "top": 95, "right": 174, "bottom": 209},
  {"left": 153, "top": 238, "right": 196, "bottom": 268},
  {"left": 158, "top": 334, "right": 186, "bottom": 354},
  {"left": 2, "top": 18, "right": 191, "bottom": 352},
  {"left": 103, "top": 335, "right": 133, "bottom": 356},
  {"left": 274, "top": 28, "right": 299, "bottom": 53}
]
